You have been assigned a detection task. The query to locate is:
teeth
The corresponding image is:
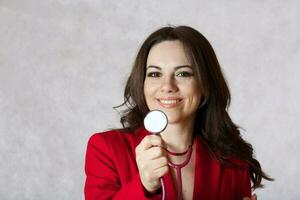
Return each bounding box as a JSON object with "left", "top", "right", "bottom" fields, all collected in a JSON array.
[{"left": 159, "top": 100, "right": 179, "bottom": 104}]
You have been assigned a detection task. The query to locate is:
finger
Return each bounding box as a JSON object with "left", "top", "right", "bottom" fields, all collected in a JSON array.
[
  {"left": 243, "top": 194, "right": 257, "bottom": 200},
  {"left": 251, "top": 194, "right": 257, "bottom": 200},
  {"left": 140, "top": 156, "right": 168, "bottom": 172},
  {"left": 153, "top": 165, "right": 169, "bottom": 178},
  {"left": 144, "top": 146, "right": 166, "bottom": 160},
  {"left": 152, "top": 157, "right": 168, "bottom": 170},
  {"left": 138, "top": 135, "right": 165, "bottom": 152}
]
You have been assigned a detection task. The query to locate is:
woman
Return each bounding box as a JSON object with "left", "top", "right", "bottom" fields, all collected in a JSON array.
[{"left": 84, "top": 25, "right": 272, "bottom": 200}]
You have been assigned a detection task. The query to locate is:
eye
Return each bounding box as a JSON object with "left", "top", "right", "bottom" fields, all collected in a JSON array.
[
  {"left": 147, "top": 72, "right": 161, "bottom": 77},
  {"left": 176, "top": 71, "right": 194, "bottom": 77}
]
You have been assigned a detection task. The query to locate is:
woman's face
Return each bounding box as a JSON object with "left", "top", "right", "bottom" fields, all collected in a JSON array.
[{"left": 144, "top": 40, "right": 201, "bottom": 124}]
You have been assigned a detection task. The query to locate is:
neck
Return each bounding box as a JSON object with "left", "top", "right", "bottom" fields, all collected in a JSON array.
[{"left": 160, "top": 119, "right": 195, "bottom": 152}]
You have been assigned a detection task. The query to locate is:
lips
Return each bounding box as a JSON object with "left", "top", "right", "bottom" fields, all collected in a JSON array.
[{"left": 156, "top": 98, "right": 183, "bottom": 108}]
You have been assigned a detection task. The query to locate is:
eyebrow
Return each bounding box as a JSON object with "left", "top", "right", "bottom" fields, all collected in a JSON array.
[{"left": 146, "top": 65, "right": 193, "bottom": 70}]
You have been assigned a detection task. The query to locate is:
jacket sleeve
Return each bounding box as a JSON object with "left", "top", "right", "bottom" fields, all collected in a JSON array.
[
  {"left": 241, "top": 166, "right": 252, "bottom": 199},
  {"left": 84, "top": 133, "right": 161, "bottom": 200}
]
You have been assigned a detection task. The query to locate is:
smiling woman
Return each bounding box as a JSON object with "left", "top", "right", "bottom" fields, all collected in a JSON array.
[
  {"left": 84, "top": 25, "right": 273, "bottom": 200},
  {"left": 144, "top": 40, "right": 201, "bottom": 125}
]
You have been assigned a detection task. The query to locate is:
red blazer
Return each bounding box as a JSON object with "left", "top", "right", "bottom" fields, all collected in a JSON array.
[{"left": 84, "top": 128, "right": 251, "bottom": 200}]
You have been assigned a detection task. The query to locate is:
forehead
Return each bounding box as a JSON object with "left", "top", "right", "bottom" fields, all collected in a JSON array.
[{"left": 146, "top": 40, "right": 191, "bottom": 67}]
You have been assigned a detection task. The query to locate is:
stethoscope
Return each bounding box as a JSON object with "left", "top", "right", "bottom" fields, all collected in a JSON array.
[{"left": 144, "top": 110, "right": 193, "bottom": 200}]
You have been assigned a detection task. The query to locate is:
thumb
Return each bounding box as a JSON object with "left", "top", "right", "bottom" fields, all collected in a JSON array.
[
  {"left": 251, "top": 193, "right": 257, "bottom": 200},
  {"left": 243, "top": 194, "right": 257, "bottom": 200}
]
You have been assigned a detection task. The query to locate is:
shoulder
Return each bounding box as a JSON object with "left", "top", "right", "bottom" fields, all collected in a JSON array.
[
  {"left": 87, "top": 128, "right": 148, "bottom": 154},
  {"left": 197, "top": 136, "right": 249, "bottom": 171},
  {"left": 88, "top": 129, "right": 130, "bottom": 147},
  {"left": 226, "top": 156, "right": 249, "bottom": 170},
  {"left": 89, "top": 129, "right": 124, "bottom": 140},
  {"left": 88, "top": 127, "right": 146, "bottom": 142},
  {"left": 229, "top": 156, "right": 249, "bottom": 171},
  {"left": 198, "top": 137, "right": 249, "bottom": 170}
]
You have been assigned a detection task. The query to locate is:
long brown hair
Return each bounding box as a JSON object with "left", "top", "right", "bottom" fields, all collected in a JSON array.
[{"left": 115, "top": 25, "right": 273, "bottom": 189}]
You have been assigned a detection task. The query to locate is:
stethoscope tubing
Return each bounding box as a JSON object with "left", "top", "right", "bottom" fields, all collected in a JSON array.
[
  {"left": 160, "top": 143, "right": 193, "bottom": 200},
  {"left": 160, "top": 178, "right": 166, "bottom": 200}
]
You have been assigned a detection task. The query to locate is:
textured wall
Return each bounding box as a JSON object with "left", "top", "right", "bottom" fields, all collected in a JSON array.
[{"left": 0, "top": 0, "right": 299, "bottom": 199}]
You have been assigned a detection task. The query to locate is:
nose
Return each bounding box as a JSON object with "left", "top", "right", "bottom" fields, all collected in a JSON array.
[{"left": 160, "top": 76, "right": 178, "bottom": 93}]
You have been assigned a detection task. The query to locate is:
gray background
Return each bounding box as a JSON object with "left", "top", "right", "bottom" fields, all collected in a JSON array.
[{"left": 0, "top": 0, "right": 299, "bottom": 199}]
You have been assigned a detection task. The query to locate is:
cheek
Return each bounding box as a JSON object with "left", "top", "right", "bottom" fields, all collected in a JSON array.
[
  {"left": 182, "top": 84, "right": 201, "bottom": 105},
  {"left": 192, "top": 86, "right": 201, "bottom": 101},
  {"left": 143, "top": 82, "right": 154, "bottom": 103},
  {"left": 143, "top": 81, "right": 150, "bottom": 97},
  {"left": 144, "top": 80, "right": 158, "bottom": 96},
  {"left": 143, "top": 84, "right": 156, "bottom": 110}
]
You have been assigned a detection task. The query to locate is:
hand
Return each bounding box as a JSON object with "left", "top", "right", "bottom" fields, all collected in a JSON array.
[
  {"left": 135, "top": 135, "right": 169, "bottom": 193},
  {"left": 243, "top": 194, "right": 257, "bottom": 200}
]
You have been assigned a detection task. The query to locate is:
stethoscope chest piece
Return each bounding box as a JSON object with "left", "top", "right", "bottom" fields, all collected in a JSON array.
[{"left": 144, "top": 110, "right": 168, "bottom": 134}]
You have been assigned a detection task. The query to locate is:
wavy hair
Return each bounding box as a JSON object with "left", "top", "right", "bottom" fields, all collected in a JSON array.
[{"left": 114, "top": 25, "right": 273, "bottom": 189}]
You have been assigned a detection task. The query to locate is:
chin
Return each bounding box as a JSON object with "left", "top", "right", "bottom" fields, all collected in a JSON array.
[
  {"left": 163, "top": 112, "right": 183, "bottom": 124},
  {"left": 166, "top": 111, "right": 197, "bottom": 125}
]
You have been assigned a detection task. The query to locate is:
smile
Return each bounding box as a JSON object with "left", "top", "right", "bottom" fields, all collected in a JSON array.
[{"left": 157, "top": 98, "right": 183, "bottom": 108}]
